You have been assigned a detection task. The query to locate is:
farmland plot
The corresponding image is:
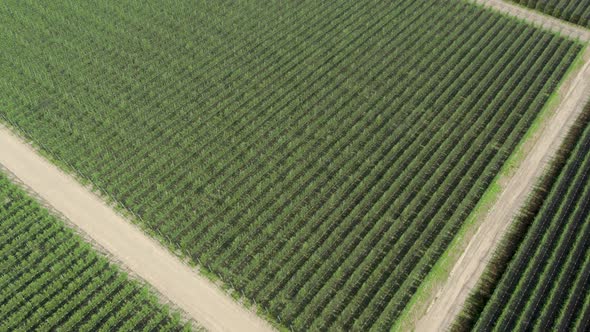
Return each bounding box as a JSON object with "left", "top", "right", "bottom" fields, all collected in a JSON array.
[
  {"left": 511, "top": 0, "right": 590, "bottom": 28},
  {"left": 0, "top": 173, "right": 192, "bottom": 331},
  {"left": 0, "top": 0, "right": 581, "bottom": 330},
  {"left": 454, "top": 104, "right": 590, "bottom": 331}
]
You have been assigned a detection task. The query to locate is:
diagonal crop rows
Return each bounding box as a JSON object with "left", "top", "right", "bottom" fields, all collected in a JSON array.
[
  {"left": 511, "top": 0, "right": 590, "bottom": 28},
  {"left": 0, "top": 0, "right": 582, "bottom": 330},
  {"left": 0, "top": 173, "right": 191, "bottom": 331},
  {"left": 454, "top": 105, "right": 590, "bottom": 331}
]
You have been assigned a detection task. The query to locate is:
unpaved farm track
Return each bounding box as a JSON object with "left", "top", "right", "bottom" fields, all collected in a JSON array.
[
  {"left": 0, "top": 125, "right": 274, "bottom": 332},
  {"left": 414, "top": 8, "right": 590, "bottom": 331},
  {"left": 473, "top": 0, "right": 590, "bottom": 42}
]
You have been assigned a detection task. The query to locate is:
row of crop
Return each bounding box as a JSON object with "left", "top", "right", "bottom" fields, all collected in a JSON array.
[
  {"left": 334, "top": 33, "right": 564, "bottom": 329},
  {"left": 184, "top": 5, "right": 486, "bottom": 283},
  {"left": 511, "top": 0, "right": 590, "bottom": 28},
  {"left": 188, "top": 12, "right": 572, "bottom": 330},
  {"left": 3, "top": 0, "right": 430, "bottom": 239},
  {"left": 453, "top": 100, "right": 590, "bottom": 331},
  {"left": 574, "top": 287, "right": 590, "bottom": 330},
  {"left": 0, "top": 174, "right": 191, "bottom": 331},
  {"left": 3, "top": 0, "right": 320, "bottom": 187},
  {"left": 498, "top": 167, "right": 590, "bottom": 330},
  {"left": 533, "top": 198, "right": 590, "bottom": 330},
  {"left": 46, "top": 0, "right": 382, "bottom": 183},
  {"left": 5, "top": 1, "right": 444, "bottom": 278},
  {"left": 0, "top": 1, "right": 440, "bottom": 227},
  {"left": 171, "top": 0, "right": 448, "bottom": 256}
]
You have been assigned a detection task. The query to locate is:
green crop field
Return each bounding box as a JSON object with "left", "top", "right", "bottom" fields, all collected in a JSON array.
[
  {"left": 0, "top": 0, "right": 582, "bottom": 330},
  {"left": 0, "top": 172, "right": 192, "bottom": 331},
  {"left": 454, "top": 106, "right": 590, "bottom": 331},
  {"left": 511, "top": 0, "right": 590, "bottom": 28}
]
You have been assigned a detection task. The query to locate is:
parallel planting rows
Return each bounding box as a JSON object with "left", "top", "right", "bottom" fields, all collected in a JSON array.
[
  {"left": 0, "top": 173, "right": 191, "bottom": 331},
  {"left": 454, "top": 105, "right": 590, "bottom": 331},
  {"left": 511, "top": 0, "right": 590, "bottom": 28},
  {"left": 0, "top": 0, "right": 581, "bottom": 330}
]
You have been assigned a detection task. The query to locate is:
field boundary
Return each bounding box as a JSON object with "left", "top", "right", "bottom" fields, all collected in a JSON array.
[
  {"left": 471, "top": 0, "right": 590, "bottom": 42},
  {"left": 2, "top": 1, "right": 588, "bottom": 327},
  {"left": 398, "top": 38, "right": 590, "bottom": 332},
  {"left": 0, "top": 124, "right": 275, "bottom": 332},
  {"left": 453, "top": 84, "right": 590, "bottom": 331},
  {"left": 0, "top": 164, "right": 201, "bottom": 330},
  {"left": 505, "top": 0, "right": 590, "bottom": 32}
]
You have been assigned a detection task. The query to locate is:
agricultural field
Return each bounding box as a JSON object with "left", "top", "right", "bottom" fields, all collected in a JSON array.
[
  {"left": 0, "top": 0, "right": 582, "bottom": 330},
  {"left": 454, "top": 105, "right": 590, "bottom": 331},
  {"left": 0, "top": 172, "right": 192, "bottom": 331},
  {"left": 511, "top": 0, "right": 590, "bottom": 28}
]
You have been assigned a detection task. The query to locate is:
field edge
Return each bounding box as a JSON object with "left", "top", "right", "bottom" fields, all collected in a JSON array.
[
  {"left": 506, "top": 0, "right": 590, "bottom": 30},
  {"left": 391, "top": 42, "right": 588, "bottom": 332},
  {"left": 0, "top": 166, "right": 201, "bottom": 331},
  {"left": 0, "top": 120, "right": 282, "bottom": 331}
]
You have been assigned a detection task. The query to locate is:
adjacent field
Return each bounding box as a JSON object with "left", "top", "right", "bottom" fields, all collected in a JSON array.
[
  {"left": 0, "top": 172, "right": 191, "bottom": 331},
  {"left": 0, "top": 0, "right": 582, "bottom": 330},
  {"left": 511, "top": 0, "right": 590, "bottom": 28},
  {"left": 454, "top": 105, "right": 590, "bottom": 331}
]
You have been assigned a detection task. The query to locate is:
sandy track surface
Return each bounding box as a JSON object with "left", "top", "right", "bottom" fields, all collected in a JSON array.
[
  {"left": 0, "top": 125, "right": 274, "bottom": 332},
  {"left": 414, "top": 42, "right": 590, "bottom": 332},
  {"left": 473, "top": 0, "right": 590, "bottom": 41}
]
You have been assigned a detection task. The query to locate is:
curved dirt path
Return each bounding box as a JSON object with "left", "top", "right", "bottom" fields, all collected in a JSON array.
[
  {"left": 473, "top": 0, "right": 590, "bottom": 41},
  {"left": 0, "top": 125, "right": 275, "bottom": 332},
  {"left": 414, "top": 44, "right": 590, "bottom": 332}
]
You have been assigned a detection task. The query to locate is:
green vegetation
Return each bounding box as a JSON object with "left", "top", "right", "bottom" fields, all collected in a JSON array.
[
  {"left": 0, "top": 0, "right": 582, "bottom": 330},
  {"left": 394, "top": 44, "right": 587, "bottom": 332},
  {"left": 0, "top": 173, "right": 192, "bottom": 331},
  {"left": 511, "top": 0, "right": 590, "bottom": 28},
  {"left": 454, "top": 104, "right": 590, "bottom": 331}
]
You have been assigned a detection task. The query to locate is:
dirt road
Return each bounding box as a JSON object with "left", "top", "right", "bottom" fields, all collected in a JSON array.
[
  {"left": 0, "top": 125, "right": 274, "bottom": 332},
  {"left": 473, "top": 0, "right": 590, "bottom": 42},
  {"left": 414, "top": 39, "right": 590, "bottom": 332}
]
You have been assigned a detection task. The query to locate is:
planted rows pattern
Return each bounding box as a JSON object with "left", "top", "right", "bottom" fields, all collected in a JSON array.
[
  {"left": 0, "top": 0, "right": 581, "bottom": 330},
  {"left": 455, "top": 106, "right": 590, "bottom": 331},
  {"left": 511, "top": 0, "right": 590, "bottom": 28},
  {"left": 0, "top": 173, "right": 190, "bottom": 331}
]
